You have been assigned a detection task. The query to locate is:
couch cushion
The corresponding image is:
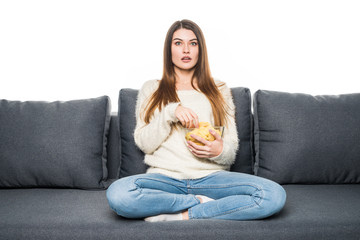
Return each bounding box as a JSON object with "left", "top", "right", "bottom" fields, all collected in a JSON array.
[
  {"left": 0, "top": 96, "right": 111, "bottom": 189},
  {"left": 106, "top": 114, "right": 121, "bottom": 180},
  {"left": 1, "top": 185, "right": 359, "bottom": 240},
  {"left": 118, "top": 87, "right": 253, "bottom": 178},
  {"left": 229, "top": 87, "right": 254, "bottom": 174},
  {"left": 253, "top": 90, "right": 360, "bottom": 184},
  {"left": 118, "top": 89, "right": 146, "bottom": 178}
]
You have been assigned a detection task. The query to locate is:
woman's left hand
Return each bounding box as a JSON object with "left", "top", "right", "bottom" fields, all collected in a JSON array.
[{"left": 186, "top": 129, "right": 223, "bottom": 159}]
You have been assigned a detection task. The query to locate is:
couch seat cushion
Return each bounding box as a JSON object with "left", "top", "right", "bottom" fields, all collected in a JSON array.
[{"left": 1, "top": 185, "right": 359, "bottom": 240}]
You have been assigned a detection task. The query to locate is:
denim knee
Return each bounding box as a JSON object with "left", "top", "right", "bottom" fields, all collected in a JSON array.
[
  {"left": 106, "top": 178, "right": 140, "bottom": 218},
  {"left": 260, "top": 181, "right": 286, "bottom": 218}
]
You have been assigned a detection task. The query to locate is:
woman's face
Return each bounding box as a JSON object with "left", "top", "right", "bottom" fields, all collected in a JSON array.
[{"left": 171, "top": 28, "right": 199, "bottom": 72}]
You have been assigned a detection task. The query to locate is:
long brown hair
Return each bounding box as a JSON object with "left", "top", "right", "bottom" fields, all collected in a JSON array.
[{"left": 143, "top": 19, "right": 229, "bottom": 126}]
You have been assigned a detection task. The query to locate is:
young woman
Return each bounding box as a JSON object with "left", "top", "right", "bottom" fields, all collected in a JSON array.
[{"left": 107, "top": 19, "right": 286, "bottom": 221}]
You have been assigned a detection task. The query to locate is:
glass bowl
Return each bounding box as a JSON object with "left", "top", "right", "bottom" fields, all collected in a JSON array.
[{"left": 185, "top": 126, "right": 224, "bottom": 144}]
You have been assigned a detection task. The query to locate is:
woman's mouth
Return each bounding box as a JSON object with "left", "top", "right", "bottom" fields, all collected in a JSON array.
[{"left": 181, "top": 56, "right": 192, "bottom": 63}]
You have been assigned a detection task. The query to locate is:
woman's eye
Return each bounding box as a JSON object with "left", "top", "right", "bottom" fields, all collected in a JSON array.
[
  {"left": 190, "top": 42, "right": 197, "bottom": 46},
  {"left": 175, "top": 42, "right": 181, "bottom": 46}
]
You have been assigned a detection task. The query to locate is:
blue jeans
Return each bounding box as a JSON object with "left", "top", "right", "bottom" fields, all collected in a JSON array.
[{"left": 106, "top": 171, "right": 286, "bottom": 220}]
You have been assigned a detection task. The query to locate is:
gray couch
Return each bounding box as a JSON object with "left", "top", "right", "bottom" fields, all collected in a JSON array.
[{"left": 1, "top": 87, "right": 359, "bottom": 240}]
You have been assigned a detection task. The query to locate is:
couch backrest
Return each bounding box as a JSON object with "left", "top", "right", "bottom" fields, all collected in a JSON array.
[
  {"left": 253, "top": 90, "right": 360, "bottom": 184},
  {"left": 106, "top": 114, "right": 121, "bottom": 180},
  {"left": 0, "top": 96, "right": 111, "bottom": 189},
  {"left": 115, "top": 87, "right": 255, "bottom": 179},
  {"left": 3, "top": 88, "right": 359, "bottom": 188}
]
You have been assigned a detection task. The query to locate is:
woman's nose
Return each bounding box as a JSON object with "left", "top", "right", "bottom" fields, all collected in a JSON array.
[{"left": 183, "top": 44, "right": 190, "bottom": 53}]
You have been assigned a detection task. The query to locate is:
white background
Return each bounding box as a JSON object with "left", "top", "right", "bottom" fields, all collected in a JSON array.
[{"left": 1, "top": 0, "right": 359, "bottom": 112}]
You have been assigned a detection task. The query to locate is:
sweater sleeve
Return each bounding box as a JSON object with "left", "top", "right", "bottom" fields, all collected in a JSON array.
[
  {"left": 209, "top": 83, "right": 239, "bottom": 166},
  {"left": 134, "top": 80, "right": 180, "bottom": 154}
]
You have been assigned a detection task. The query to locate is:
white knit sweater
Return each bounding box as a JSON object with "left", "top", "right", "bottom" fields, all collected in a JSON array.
[{"left": 134, "top": 79, "right": 239, "bottom": 179}]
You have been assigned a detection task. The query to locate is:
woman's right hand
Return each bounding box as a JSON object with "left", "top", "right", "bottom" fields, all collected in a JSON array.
[{"left": 175, "top": 105, "right": 199, "bottom": 129}]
